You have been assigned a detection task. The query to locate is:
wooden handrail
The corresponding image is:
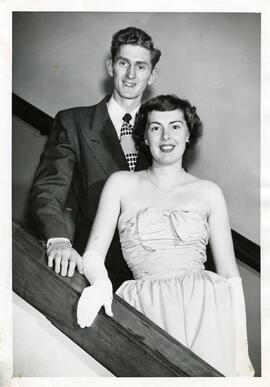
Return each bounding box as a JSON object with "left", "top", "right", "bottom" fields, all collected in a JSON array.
[
  {"left": 12, "top": 93, "right": 53, "bottom": 136},
  {"left": 12, "top": 219, "right": 222, "bottom": 377},
  {"left": 232, "top": 230, "right": 260, "bottom": 272},
  {"left": 12, "top": 92, "right": 260, "bottom": 273}
]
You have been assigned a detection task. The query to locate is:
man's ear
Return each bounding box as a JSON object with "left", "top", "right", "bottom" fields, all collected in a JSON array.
[
  {"left": 106, "top": 59, "right": 113, "bottom": 78},
  {"left": 148, "top": 68, "right": 158, "bottom": 86}
]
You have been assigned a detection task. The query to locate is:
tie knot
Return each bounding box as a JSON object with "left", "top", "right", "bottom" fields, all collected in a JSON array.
[{"left": 122, "top": 113, "right": 132, "bottom": 123}]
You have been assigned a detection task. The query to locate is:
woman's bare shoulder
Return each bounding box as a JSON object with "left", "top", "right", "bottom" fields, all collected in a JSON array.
[
  {"left": 186, "top": 174, "right": 224, "bottom": 203},
  {"left": 187, "top": 174, "right": 221, "bottom": 190},
  {"left": 106, "top": 170, "right": 141, "bottom": 191}
]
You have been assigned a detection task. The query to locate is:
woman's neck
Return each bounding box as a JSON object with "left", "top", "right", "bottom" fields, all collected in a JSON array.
[
  {"left": 148, "top": 162, "right": 188, "bottom": 193},
  {"left": 151, "top": 162, "right": 185, "bottom": 178}
]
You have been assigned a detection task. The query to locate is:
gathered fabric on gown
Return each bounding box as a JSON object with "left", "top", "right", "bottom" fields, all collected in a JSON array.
[{"left": 115, "top": 207, "right": 251, "bottom": 376}]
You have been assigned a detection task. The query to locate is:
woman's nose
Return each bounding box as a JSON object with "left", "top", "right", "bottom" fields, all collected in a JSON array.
[{"left": 162, "top": 127, "right": 171, "bottom": 139}]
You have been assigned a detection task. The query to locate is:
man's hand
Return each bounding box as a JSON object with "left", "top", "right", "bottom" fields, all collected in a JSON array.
[
  {"left": 77, "top": 280, "right": 113, "bottom": 328},
  {"left": 47, "top": 241, "right": 83, "bottom": 277}
]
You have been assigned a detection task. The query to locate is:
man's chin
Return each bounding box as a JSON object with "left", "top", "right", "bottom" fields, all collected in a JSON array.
[
  {"left": 119, "top": 90, "right": 138, "bottom": 99},
  {"left": 113, "top": 88, "right": 141, "bottom": 102}
]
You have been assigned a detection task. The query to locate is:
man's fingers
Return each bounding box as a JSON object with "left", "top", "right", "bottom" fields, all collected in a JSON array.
[
  {"left": 67, "top": 260, "right": 76, "bottom": 277},
  {"left": 47, "top": 245, "right": 83, "bottom": 278},
  {"left": 54, "top": 255, "right": 61, "bottom": 274},
  {"left": 67, "top": 251, "right": 79, "bottom": 277},
  {"left": 60, "top": 259, "right": 68, "bottom": 276},
  {"left": 76, "top": 256, "right": 84, "bottom": 275},
  {"left": 59, "top": 249, "right": 73, "bottom": 277},
  {"left": 47, "top": 253, "right": 55, "bottom": 268}
]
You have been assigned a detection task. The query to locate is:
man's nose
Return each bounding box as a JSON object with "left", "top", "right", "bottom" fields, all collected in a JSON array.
[{"left": 126, "top": 65, "right": 136, "bottom": 79}]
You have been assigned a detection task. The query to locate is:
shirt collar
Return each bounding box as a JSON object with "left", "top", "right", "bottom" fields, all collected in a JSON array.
[{"left": 107, "top": 96, "right": 140, "bottom": 138}]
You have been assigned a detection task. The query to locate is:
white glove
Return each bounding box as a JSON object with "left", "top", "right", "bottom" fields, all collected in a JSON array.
[
  {"left": 228, "top": 276, "right": 255, "bottom": 376},
  {"left": 77, "top": 250, "right": 113, "bottom": 328}
]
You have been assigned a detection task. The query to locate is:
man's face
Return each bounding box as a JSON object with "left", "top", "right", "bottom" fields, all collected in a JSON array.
[{"left": 107, "top": 44, "right": 157, "bottom": 105}]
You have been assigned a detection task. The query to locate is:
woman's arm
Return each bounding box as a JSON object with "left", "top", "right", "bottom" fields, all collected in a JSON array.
[
  {"left": 77, "top": 172, "right": 124, "bottom": 328},
  {"left": 83, "top": 171, "right": 122, "bottom": 270},
  {"left": 207, "top": 182, "right": 254, "bottom": 375},
  {"left": 208, "top": 182, "right": 239, "bottom": 278}
]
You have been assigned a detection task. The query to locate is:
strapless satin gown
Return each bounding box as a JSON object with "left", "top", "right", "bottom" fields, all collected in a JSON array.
[{"left": 116, "top": 207, "right": 252, "bottom": 376}]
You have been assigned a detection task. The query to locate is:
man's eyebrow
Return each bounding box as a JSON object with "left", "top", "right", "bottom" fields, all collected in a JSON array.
[
  {"left": 135, "top": 60, "right": 149, "bottom": 65},
  {"left": 116, "top": 56, "right": 129, "bottom": 62},
  {"left": 116, "top": 56, "right": 149, "bottom": 65}
]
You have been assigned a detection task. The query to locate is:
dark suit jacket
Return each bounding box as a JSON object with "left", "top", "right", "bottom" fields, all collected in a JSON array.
[{"left": 29, "top": 96, "right": 151, "bottom": 290}]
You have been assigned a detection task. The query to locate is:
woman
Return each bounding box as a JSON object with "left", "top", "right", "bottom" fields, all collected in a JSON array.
[{"left": 77, "top": 95, "right": 254, "bottom": 376}]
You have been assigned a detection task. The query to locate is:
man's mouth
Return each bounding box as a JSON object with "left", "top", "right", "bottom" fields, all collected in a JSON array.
[
  {"left": 159, "top": 145, "right": 175, "bottom": 153},
  {"left": 123, "top": 81, "right": 136, "bottom": 88}
]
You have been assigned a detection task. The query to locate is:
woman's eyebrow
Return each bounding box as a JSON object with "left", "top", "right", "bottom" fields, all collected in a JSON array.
[
  {"left": 169, "top": 120, "right": 184, "bottom": 124},
  {"left": 148, "top": 120, "right": 185, "bottom": 125},
  {"left": 148, "top": 121, "right": 161, "bottom": 125}
]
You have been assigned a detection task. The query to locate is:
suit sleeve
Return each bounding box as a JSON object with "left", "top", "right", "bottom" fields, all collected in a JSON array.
[{"left": 29, "top": 111, "right": 76, "bottom": 241}]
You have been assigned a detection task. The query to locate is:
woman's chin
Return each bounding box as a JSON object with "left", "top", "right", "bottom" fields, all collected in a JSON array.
[{"left": 153, "top": 157, "right": 182, "bottom": 167}]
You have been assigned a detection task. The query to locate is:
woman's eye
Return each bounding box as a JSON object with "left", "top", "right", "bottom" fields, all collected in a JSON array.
[
  {"left": 150, "top": 126, "right": 160, "bottom": 132},
  {"left": 171, "top": 124, "right": 181, "bottom": 130}
]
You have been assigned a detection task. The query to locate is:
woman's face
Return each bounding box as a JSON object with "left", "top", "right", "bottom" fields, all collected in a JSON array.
[{"left": 145, "top": 109, "right": 189, "bottom": 166}]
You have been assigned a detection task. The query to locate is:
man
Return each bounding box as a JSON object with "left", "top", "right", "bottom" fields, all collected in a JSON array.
[{"left": 29, "top": 27, "right": 161, "bottom": 290}]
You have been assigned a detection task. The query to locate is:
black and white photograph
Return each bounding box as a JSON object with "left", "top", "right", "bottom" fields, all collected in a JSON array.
[{"left": 1, "top": 1, "right": 269, "bottom": 386}]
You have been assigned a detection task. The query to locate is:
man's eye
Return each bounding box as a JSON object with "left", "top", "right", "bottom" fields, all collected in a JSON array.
[
  {"left": 137, "top": 64, "right": 145, "bottom": 70},
  {"left": 119, "top": 60, "right": 127, "bottom": 66}
]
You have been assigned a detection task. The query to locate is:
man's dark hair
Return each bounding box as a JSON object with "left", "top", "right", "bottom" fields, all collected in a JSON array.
[
  {"left": 133, "top": 94, "right": 203, "bottom": 164},
  {"left": 111, "top": 26, "right": 161, "bottom": 68}
]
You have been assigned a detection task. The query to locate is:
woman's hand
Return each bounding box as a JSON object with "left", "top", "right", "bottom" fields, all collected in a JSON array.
[{"left": 77, "top": 279, "right": 113, "bottom": 328}]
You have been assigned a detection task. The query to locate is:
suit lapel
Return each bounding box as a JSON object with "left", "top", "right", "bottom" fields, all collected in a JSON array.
[
  {"left": 82, "top": 97, "right": 129, "bottom": 176},
  {"left": 82, "top": 96, "right": 151, "bottom": 176}
]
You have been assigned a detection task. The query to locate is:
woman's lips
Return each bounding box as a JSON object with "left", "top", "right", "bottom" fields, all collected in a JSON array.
[{"left": 159, "top": 144, "right": 175, "bottom": 152}]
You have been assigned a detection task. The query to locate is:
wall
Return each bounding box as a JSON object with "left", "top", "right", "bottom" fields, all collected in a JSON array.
[
  {"left": 13, "top": 293, "right": 113, "bottom": 377},
  {"left": 12, "top": 116, "right": 47, "bottom": 223},
  {"left": 12, "top": 12, "right": 261, "bottom": 376},
  {"left": 13, "top": 12, "right": 260, "bottom": 243}
]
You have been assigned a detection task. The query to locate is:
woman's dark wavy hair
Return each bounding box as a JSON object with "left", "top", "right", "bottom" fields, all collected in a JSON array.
[
  {"left": 133, "top": 94, "right": 203, "bottom": 164},
  {"left": 111, "top": 26, "right": 161, "bottom": 69}
]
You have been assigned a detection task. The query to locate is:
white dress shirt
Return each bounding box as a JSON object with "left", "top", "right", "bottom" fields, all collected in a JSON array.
[{"left": 106, "top": 95, "right": 140, "bottom": 138}]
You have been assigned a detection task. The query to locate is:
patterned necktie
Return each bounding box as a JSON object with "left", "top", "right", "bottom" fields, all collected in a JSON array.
[{"left": 120, "top": 113, "right": 138, "bottom": 172}]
